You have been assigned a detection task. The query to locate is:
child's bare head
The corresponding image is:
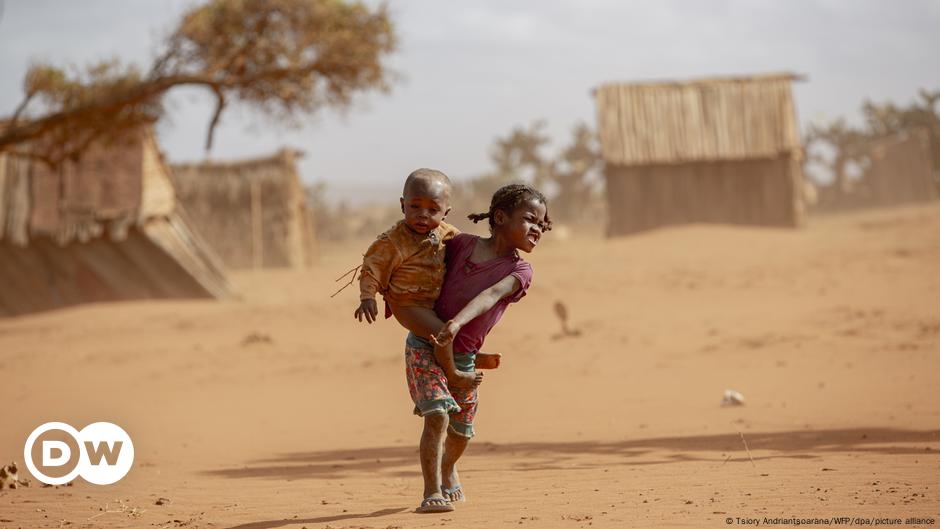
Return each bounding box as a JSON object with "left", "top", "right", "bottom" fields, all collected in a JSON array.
[
  {"left": 468, "top": 183, "right": 552, "bottom": 253},
  {"left": 403, "top": 169, "right": 452, "bottom": 202},
  {"left": 400, "top": 168, "right": 453, "bottom": 234}
]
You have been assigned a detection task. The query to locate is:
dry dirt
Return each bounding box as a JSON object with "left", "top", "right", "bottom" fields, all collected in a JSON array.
[{"left": 1, "top": 204, "right": 939, "bottom": 528}]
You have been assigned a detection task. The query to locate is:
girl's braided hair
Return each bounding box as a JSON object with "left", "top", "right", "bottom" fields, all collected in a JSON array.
[{"left": 467, "top": 183, "right": 552, "bottom": 232}]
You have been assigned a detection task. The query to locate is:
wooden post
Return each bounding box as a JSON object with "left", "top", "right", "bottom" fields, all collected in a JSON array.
[{"left": 251, "top": 178, "right": 263, "bottom": 270}]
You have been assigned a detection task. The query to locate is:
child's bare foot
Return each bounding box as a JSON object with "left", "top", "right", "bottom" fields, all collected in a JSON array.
[
  {"left": 441, "top": 465, "right": 465, "bottom": 502},
  {"left": 448, "top": 370, "right": 483, "bottom": 389},
  {"left": 474, "top": 351, "right": 501, "bottom": 369}
]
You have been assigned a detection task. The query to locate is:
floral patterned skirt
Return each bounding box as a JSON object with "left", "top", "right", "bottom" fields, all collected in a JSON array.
[{"left": 404, "top": 333, "right": 477, "bottom": 438}]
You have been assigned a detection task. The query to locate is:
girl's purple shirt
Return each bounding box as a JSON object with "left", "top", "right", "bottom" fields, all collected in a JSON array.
[{"left": 434, "top": 233, "right": 533, "bottom": 353}]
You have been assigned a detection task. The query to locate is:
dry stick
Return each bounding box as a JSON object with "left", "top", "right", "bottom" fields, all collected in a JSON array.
[
  {"left": 330, "top": 264, "right": 361, "bottom": 298},
  {"left": 738, "top": 431, "right": 757, "bottom": 468}
]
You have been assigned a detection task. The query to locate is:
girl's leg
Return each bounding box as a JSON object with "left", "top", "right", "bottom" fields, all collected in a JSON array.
[
  {"left": 441, "top": 430, "right": 469, "bottom": 501},
  {"left": 406, "top": 339, "right": 459, "bottom": 512},
  {"left": 419, "top": 412, "right": 449, "bottom": 505},
  {"left": 441, "top": 359, "right": 477, "bottom": 502}
]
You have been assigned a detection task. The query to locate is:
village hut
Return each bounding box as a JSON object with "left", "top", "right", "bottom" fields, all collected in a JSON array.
[
  {"left": 863, "top": 129, "right": 938, "bottom": 206},
  {"left": 813, "top": 129, "right": 938, "bottom": 212},
  {"left": 170, "top": 149, "right": 316, "bottom": 270},
  {"left": 594, "top": 73, "right": 806, "bottom": 235},
  {"left": 0, "top": 127, "right": 233, "bottom": 317}
]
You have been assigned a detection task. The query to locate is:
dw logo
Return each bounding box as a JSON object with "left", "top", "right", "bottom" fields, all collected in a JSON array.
[{"left": 23, "top": 422, "right": 134, "bottom": 485}]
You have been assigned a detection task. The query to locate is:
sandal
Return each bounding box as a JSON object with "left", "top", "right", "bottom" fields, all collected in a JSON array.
[{"left": 415, "top": 496, "right": 454, "bottom": 513}]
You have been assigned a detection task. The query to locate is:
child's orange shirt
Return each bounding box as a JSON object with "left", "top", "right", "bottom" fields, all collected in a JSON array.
[{"left": 358, "top": 220, "right": 460, "bottom": 316}]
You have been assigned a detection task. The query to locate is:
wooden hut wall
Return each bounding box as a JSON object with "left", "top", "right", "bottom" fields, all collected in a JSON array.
[
  {"left": 864, "top": 130, "right": 937, "bottom": 207},
  {"left": 172, "top": 152, "right": 315, "bottom": 270},
  {"left": 279, "top": 150, "right": 317, "bottom": 268},
  {"left": 13, "top": 135, "right": 145, "bottom": 244},
  {"left": 0, "top": 152, "right": 31, "bottom": 246},
  {"left": 0, "top": 130, "right": 234, "bottom": 316},
  {"left": 605, "top": 155, "right": 802, "bottom": 235},
  {"left": 140, "top": 131, "right": 176, "bottom": 218},
  {"left": 811, "top": 130, "right": 938, "bottom": 213},
  {"left": 173, "top": 167, "right": 259, "bottom": 269}
]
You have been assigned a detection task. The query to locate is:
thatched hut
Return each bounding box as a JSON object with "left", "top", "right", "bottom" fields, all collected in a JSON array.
[
  {"left": 0, "top": 128, "right": 233, "bottom": 316},
  {"left": 170, "top": 149, "right": 316, "bottom": 269},
  {"left": 864, "top": 129, "right": 938, "bottom": 205},
  {"left": 594, "top": 73, "right": 806, "bottom": 235},
  {"left": 814, "top": 129, "right": 938, "bottom": 212}
]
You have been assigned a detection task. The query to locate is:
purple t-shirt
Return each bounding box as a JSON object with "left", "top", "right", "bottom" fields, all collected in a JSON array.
[{"left": 434, "top": 233, "right": 533, "bottom": 353}]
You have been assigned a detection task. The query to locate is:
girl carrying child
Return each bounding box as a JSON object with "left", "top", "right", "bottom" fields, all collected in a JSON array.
[{"left": 355, "top": 177, "right": 551, "bottom": 513}]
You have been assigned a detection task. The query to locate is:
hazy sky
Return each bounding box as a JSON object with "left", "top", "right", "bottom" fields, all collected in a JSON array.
[{"left": 1, "top": 0, "right": 938, "bottom": 203}]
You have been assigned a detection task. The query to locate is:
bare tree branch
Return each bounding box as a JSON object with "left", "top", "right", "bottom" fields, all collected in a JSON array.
[
  {"left": 205, "top": 86, "right": 226, "bottom": 152},
  {"left": 9, "top": 92, "right": 35, "bottom": 126}
]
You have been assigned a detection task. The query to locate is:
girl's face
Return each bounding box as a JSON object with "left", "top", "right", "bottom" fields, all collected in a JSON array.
[{"left": 495, "top": 197, "right": 548, "bottom": 253}]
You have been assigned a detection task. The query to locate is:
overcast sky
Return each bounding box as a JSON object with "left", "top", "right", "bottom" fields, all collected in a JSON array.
[{"left": 1, "top": 0, "right": 938, "bottom": 203}]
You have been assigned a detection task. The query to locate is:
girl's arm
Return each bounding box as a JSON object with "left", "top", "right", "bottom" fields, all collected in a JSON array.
[{"left": 431, "top": 275, "right": 521, "bottom": 347}]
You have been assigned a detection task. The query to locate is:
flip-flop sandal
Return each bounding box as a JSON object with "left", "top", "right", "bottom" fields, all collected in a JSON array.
[
  {"left": 415, "top": 496, "right": 454, "bottom": 513},
  {"left": 441, "top": 484, "right": 466, "bottom": 502}
]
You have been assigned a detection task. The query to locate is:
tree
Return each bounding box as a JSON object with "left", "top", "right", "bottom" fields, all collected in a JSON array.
[
  {"left": 805, "top": 88, "right": 940, "bottom": 190},
  {"left": 461, "top": 121, "right": 603, "bottom": 224},
  {"left": 549, "top": 122, "right": 602, "bottom": 222},
  {"left": 0, "top": 0, "right": 396, "bottom": 166},
  {"left": 861, "top": 89, "right": 940, "bottom": 171},
  {"left": 804, "top": 118, "right": 869, "bottom": 191},
  {"left": 460, "top": 121, "right": 551, "bottom": 206}
]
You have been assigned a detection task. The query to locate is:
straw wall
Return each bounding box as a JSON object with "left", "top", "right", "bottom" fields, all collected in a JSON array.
[
  {"left": 864, "top": 130, "right": 937, "bottom": 207},
  {"left": 0, "top": 129, "right": 233, "bottom": 316},
  {"left": 171, "top": 149, "right": 316, "bottom": 269},
  {"left": 813, "top": 129, "right": 938, "bottom": 212},
  {"left": 605, "top": 155, "right": 803, "bottom": 235}
]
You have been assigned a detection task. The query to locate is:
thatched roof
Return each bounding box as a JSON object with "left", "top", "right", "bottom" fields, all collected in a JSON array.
[
  {"left": 171, "top": 148, "right": 305, "bottom": 189},
  {"left": 594, "top": 72, "right": 804, "bottom": 166}
]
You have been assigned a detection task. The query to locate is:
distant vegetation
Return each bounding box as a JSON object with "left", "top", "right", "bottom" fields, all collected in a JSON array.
[
  {"left": 453, "top": 121, "right": 604, "bottom": 227},
  {"left": 307, "top": 120, "right": 607, "bottom": 242},
  {"left": 804, "top": 89, "right": 940, "bottom": 189}
]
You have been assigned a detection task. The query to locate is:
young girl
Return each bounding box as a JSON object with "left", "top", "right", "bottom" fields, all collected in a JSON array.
[{"left": 406, "top": 183, "right": 552, "bottom": 513}]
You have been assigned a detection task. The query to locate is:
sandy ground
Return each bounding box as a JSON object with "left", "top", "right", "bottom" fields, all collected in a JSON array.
[{"left": 1, "top": 204, "right": 939, "bottom": 528}]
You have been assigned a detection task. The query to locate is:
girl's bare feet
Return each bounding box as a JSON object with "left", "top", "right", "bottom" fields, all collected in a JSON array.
[
  {"left": 441, "top": 465, "right": 464, "bottom": 502},
  {"left": 416, "top": 494, "right": 453, "bottom": 513}
]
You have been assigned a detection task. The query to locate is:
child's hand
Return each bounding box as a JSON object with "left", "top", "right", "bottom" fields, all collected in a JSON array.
[
  {"left": 354, "top": 299, "right": 378, "bottom": 323},
  {"left": 448, "top": 370, "right": 484, "bottom": 389},
  {"left": 430, "top": 319, "right": 461, "bottom": 347}
]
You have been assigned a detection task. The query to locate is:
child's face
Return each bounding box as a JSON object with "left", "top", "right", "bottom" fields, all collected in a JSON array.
[
  {"left": 495, "top": 198, "right": 548, "bottom": 253},
  {"left": 400, "top": 188, "right": 450, "bottom": 235}
]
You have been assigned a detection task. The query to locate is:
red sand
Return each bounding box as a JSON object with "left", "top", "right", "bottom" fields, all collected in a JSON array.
[{"left": 1, "top": 204, "right": 938, "bottom": 528}]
